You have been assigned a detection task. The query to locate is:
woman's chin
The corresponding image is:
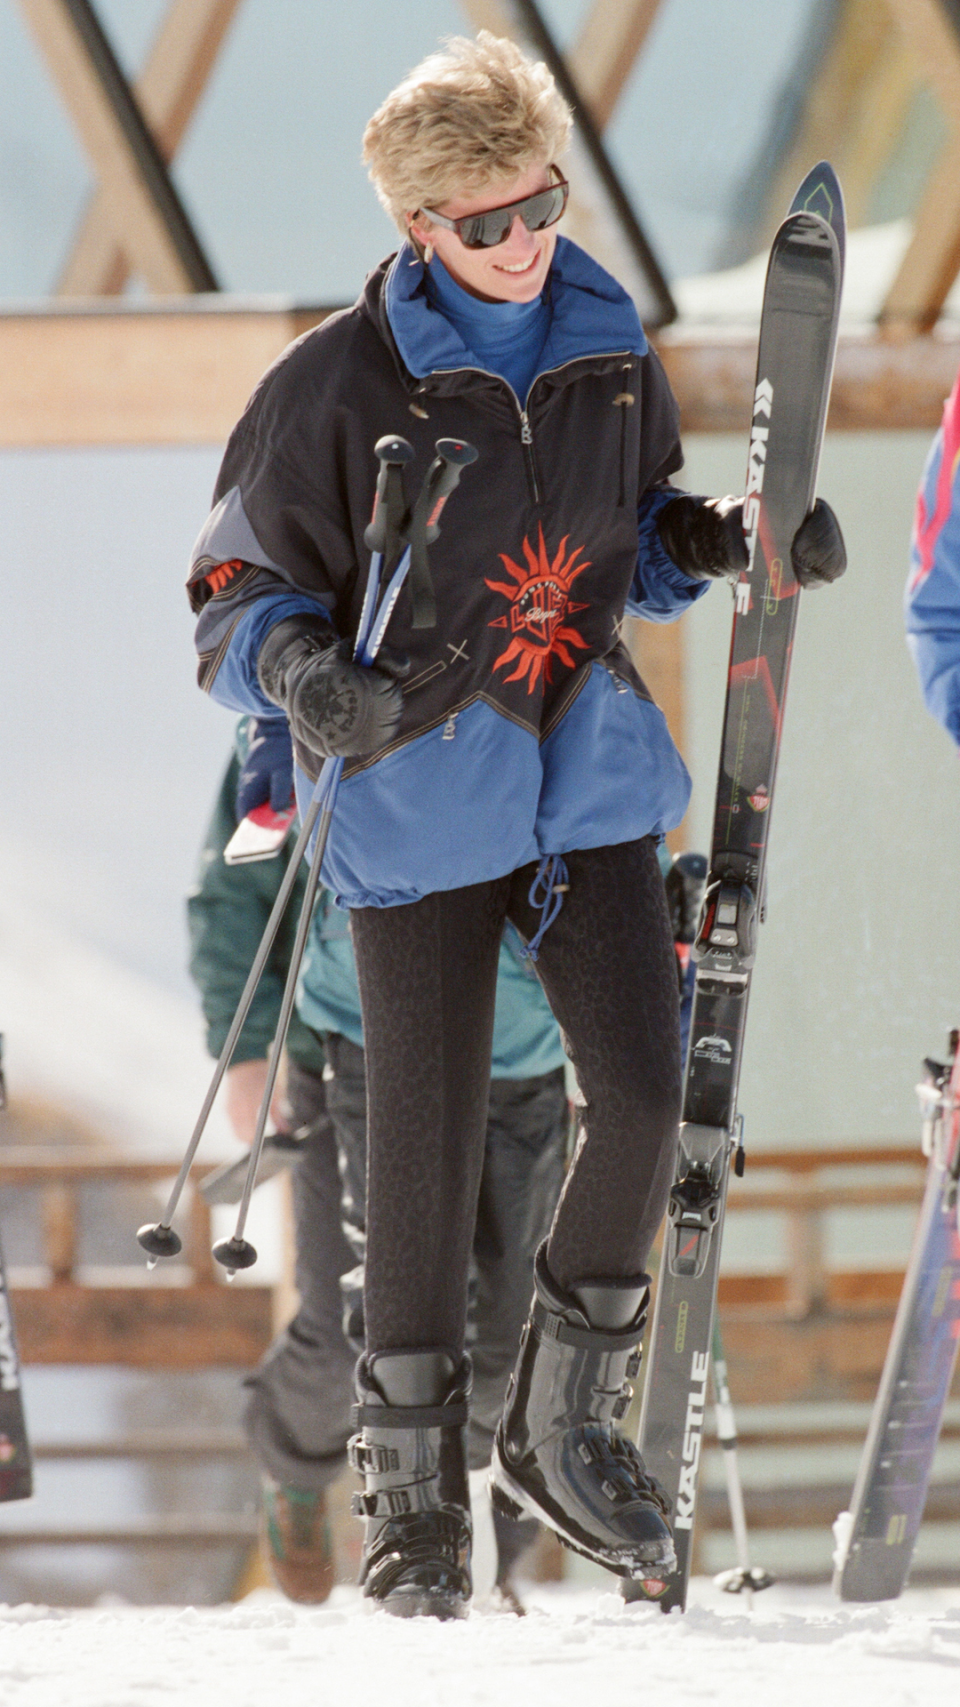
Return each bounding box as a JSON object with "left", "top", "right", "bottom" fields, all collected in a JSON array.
[{"left": 487, "top": 258, "right": 547, "bottom": 301}]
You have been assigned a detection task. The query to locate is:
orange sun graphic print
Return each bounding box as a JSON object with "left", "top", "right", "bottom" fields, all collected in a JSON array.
[{"left": 486, "top": 525, "right": 591, "bottom": 693}]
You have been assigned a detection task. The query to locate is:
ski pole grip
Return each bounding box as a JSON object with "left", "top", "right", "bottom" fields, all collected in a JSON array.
[
  {"left": 403, "top": 438, "right": 478, "bottom": 630},
  {"left": 423, "top": 438, "right": 479, "bottom": 541},
  {"left": 364, "top": 435, "right": 414, "bottom": 554}
]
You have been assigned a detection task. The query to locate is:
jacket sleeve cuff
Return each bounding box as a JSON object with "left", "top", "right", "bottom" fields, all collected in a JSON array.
[
  {"left": 630, "top": 487, "right": 712, "bottom": 623},
  {"left": 203, "top": 594, "right": 332, "bottom": 714}
]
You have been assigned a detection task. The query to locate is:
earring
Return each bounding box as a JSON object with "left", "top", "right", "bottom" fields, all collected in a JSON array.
[{"left": 424, "top": 241, "right": 434, "bottom": 264}]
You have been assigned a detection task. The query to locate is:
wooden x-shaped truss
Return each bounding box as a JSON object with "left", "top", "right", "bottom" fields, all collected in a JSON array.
[{"left": 17, "top": 0, "right": 240, "bottom": 294}]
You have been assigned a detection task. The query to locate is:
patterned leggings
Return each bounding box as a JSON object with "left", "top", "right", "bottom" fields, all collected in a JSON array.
[{"left": 350, "top": 835, "right": 681, "bottom": 1356}]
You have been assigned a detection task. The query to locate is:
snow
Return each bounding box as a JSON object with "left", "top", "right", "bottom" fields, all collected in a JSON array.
[
  {"left": 0, "top": 845, "right": 231, "bottom": 1158},
  {"left": 0, "top": 1580, "right": 958, "bottom": 1706},
  {"left": 673, "top": 217, "right": 960, "bottom": 331}
]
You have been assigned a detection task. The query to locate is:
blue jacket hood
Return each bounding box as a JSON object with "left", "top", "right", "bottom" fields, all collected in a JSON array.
[{"left": 384, "top": 237, "right": 648, "bottom": 394}]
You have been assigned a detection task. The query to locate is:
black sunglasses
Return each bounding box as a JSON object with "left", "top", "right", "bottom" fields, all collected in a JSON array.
[{"left": 418, "top": 173, "right": 569, "bottom": 251}]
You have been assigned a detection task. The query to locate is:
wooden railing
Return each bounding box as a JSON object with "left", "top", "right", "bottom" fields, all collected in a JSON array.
[
  {"left": 722, "top": 1143, "right": 926, "bottom": 1313},
  {"left": 0, "top": 1148, "right": 275, "bottom": 1367},
  {"left": 712, "top": 1144, "right": 934, "bottom": 1406},
  {"left": 0, "top": 1140, "right": 934, "bottom": 1382},
  {"left": 2, "top": 1140, "right": 952, "bottom": 1582}
]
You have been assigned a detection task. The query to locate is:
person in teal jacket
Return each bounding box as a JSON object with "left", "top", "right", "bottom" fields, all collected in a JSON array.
[{"left": 187, "top": 716, "right": 569, "bottom": 1607}]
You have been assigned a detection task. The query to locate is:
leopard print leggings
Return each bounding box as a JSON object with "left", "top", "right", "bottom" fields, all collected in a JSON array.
[{"left": 350, "top": 836, "right": 681, "bottom": 1356}]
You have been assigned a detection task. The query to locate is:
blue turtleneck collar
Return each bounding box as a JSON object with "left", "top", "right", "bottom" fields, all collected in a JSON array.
[
  {"left": 422, "top": 253, "right": 551, "bottom": 403},
  {"left": 384, "top": 237, "right": 647, "bottom": 405}
]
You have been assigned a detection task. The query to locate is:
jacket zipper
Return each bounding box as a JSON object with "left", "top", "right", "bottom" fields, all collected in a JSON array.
[
  {"left": 518, "top": 408, "right": 539, "bottom": 502},
  {"left": 519, "top": 354, "right": 633, "bottom": 507},
  {"left": 420, "top": 352, "right": 635, "bottom": 511}
]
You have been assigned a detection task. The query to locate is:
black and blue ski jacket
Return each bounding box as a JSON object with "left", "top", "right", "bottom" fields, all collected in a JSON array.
[{"left": 188, "top": 237, "right": 708, "bottom": 909}]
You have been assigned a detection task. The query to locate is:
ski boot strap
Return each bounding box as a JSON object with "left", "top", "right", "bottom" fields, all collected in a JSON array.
[
  {"left": 351, "top": 1482, "right": 451, "bottom": 1520},
  {"left": 350, "top": 1398, "right": 469, "bottom": 1433},
  {"left": 530, "top": 1298, "right": 645, "bottom": 1356}
]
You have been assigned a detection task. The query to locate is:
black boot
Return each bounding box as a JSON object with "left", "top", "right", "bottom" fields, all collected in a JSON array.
[
  {"left": 490, "top": 1245, "right": 675, "bottom": 1579},
  {"left": 350, "top": 1350, "right": 472, "bottom": 1619}
]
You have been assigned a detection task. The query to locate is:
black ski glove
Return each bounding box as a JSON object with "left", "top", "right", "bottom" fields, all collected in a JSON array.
[
  {"left": 257, "top": 615, "right": 408, "bottom": 761},
  {"left": 790, "top": 498, "right": 847, "bottom": 587},
  {"left": 657, "top": 493, "right": 846, "bottom": 588},
  {"left": 657, "top": 494, "right": 748, "bottom": 582}
]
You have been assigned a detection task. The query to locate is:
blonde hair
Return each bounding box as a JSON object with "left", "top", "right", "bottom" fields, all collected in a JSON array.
[{"left": 362, "top": 32, "right": 572, "bottom": 234}]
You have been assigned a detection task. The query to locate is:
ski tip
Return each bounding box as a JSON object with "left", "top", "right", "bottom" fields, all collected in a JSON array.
[{"left": 787, "top": 161, "right": 846, "bottom": 255}]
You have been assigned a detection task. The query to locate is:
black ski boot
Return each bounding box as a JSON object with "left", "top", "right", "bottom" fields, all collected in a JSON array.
[
  {"left": 350, "top": 1349, "right": 472, "bottom": 1620},
  {"left": 490, "top": 1244, "right": 675, "bottom": 1579}
]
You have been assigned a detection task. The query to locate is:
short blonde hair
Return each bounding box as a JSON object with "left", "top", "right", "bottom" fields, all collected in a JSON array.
[{"left": 362, "top": 32, "right": 572, "bottom": 233}]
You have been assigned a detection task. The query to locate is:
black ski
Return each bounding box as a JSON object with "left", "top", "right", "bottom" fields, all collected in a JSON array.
[
  {"left": 624, "top": 162, "right": 845, "bottom": 1612},
  {"left": 833, "top": 1035, "right": 960, "bottom": 1600},
  {"left": 0, "top": 1235, "right": 32, "bottom": 1503},
  {"left": 0, "top": 1042, "right": 33, "bottom": 1502}
]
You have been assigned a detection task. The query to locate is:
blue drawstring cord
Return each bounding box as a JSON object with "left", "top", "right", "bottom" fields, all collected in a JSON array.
[{"left": 522, "top": 854, "right": 570, "bottom": 960}]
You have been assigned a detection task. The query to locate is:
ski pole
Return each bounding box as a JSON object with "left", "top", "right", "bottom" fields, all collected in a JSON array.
[
  {"left": 207, "top": 556, "right": 408, "bottom": 1276},
  {"left": 135, "top": 769, "right": 338, "bottom": 1265},
  {"left": 138, "top": 435, "right": 477, "bottom": 1268},
  {"left": 212, "top": 438, "right": 477, "bottom": 1274},
  {"left": 710, "top": 1318, "right": 773, "bottom": 1601},
  {"left": 136, "top": 435, "right": 417, "bottom": 1266}
]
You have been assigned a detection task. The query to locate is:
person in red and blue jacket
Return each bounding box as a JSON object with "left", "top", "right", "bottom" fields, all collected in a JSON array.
[
  {"left": 907, "top": 363, "right": 960, "bottom": 744},
  {"left": 186, "top": 33, "right": 845, "bottom": 1618}
]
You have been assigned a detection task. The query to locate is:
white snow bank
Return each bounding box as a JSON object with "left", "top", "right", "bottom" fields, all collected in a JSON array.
[
  {"left": 0, "top": 841, "right": 233, "bottom": 1158},
  {"left": 674, "top": 218, "right": 960, "bottom": 331},
  {"left": 0, "top": 1581, "right": 958, "bottom": 1707}
]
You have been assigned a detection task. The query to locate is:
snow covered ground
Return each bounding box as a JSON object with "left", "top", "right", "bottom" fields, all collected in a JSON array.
[
  {"left": 1, "top": 1579, "right": 959, "bottom": 1707},
  {"left": 673, "top": 217, "right": 960, "bottom": 330}
]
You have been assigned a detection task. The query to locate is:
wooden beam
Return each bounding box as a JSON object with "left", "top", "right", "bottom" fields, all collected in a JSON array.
[
  {"left": 764, "top": 0, "right": 912, "bottom": 242},
  {"left": 881, "top": 131, "right": 960, "bottom": 329},
  {"left": 886, "top": 0, "right": 960, "bottom": 127},
  {"left": 0, "top": 1515, "right": 258, "bottom": 1545},
  {"left": 837, "top": 21, "right": 922, "bottom": 227},
  {"left": 698, "top": 1482, "right": 960, "bottom": 1530},
  {"left": 457, "top": 0, "right": 515, "bottom": 35},
  {"left": 882, "top": 0, "right": 960, "bottom": 328},
  {"left": 459, "top": 0, "right": 662, "bottom": 130},
  {"left": 715, "top": 1309, "right": 898, "bottom": 1403},
  {"left": 15, "top": 0, "right": 213, "bottom": 293},
  {"left": 10, "top": 1282, "right": 274, "bottom": 1366},
  {"left": 655, "top": 329, "right": 960, "bottom": 432},
  {"left": 0, "top": 302, "right": 334, "bottom": 446},
  {"left": 58, "top": 0, "right": 242, "bottom": 295},
  {"left": 567, "top": 0, "right": 664, "bottom": 131},
  {"left": 2, "top": 311, "right": 958, "bottom": 447}
]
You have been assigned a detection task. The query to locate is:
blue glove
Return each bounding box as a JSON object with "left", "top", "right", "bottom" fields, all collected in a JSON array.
[{"left": 235, "top": 717, "right": 295, "bottom": 820}]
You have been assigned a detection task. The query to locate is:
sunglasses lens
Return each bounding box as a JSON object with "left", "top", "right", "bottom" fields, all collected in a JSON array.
[
  {"left": 462, "top": 208, "right": 513, "bottom": 249},
  {"left": 455, "top": 179, "right": 568, "bottom": 248},
  {"left": 521, "top": 185, "right": 566, "bottom": 233}
]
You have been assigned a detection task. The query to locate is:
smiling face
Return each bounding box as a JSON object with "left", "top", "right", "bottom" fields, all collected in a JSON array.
[{"left": 408, "top": 162, "right": 559, "bottom": 303}]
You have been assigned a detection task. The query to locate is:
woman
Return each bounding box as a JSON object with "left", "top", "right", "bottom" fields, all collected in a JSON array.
[{"left": 188, "top": 34, "right": 845, "bottom": 1619}]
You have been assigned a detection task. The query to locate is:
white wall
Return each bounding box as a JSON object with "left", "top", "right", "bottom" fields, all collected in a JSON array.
[
  {"left": 675, "top": 430, "right": 960, "bottom": 1148},
  {"left": 0, "top": 446, "right": 241, "bottom": 1150},
  {"left": 1, "top": 445, "right": 233, "bottom": 992}
]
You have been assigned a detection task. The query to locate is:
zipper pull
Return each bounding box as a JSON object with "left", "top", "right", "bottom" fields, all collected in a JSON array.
[
  {"left": 442, "top": 714, "right": 458, "bottom": 741},
  {"left": 519, "top": 411, "right": 533, "bottom": 445}
]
